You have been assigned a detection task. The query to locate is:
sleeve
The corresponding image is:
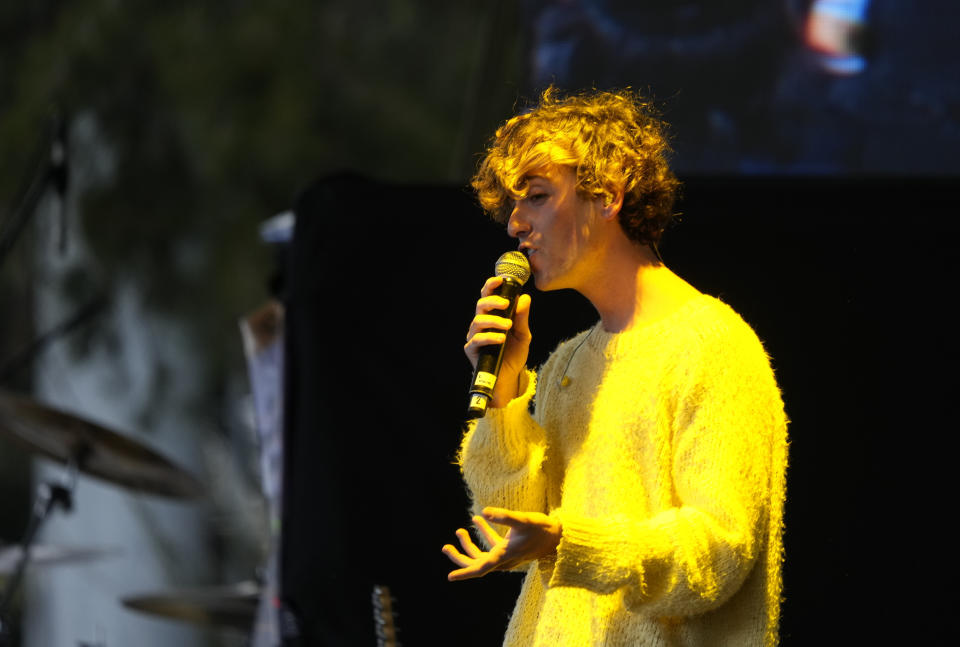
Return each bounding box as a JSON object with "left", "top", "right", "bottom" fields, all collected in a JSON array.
[
  {"left": 457, "top": 368, "right": 549, "bottom": 530},
  {"left": 547, "top": 319, "right": 788, "bottom": 618}
]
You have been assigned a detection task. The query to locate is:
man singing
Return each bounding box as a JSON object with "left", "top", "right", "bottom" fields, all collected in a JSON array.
[{"left": 442, "top": 88, "right": 788, "bottom": 646}]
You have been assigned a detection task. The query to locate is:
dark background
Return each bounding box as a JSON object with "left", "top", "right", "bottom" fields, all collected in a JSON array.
[{"left": 282, "top": 173, "right": 957, "bottom": 646}]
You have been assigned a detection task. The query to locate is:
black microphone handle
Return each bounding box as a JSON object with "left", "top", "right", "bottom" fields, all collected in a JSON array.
[{"left": 467, "top": 276, "right": 525, "bottom": 418}]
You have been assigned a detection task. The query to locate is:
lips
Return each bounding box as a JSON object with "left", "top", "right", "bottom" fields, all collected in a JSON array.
[{"left": 523, "top": 248, "right": 540, "bottom": 276}]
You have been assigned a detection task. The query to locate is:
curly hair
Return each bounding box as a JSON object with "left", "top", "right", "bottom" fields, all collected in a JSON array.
[{"left": 471, "top": 87, "right": 680, "bottom": 248}]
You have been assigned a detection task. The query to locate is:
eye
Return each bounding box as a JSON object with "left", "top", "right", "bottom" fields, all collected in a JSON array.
[{"left": 527, "top": 192, "right": 548, "bottom": 204}]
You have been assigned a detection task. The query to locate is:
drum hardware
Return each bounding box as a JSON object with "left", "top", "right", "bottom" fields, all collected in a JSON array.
[
  {"left": 0, "top": 390, "right": 204, "bottom": 500},
  {"left": 0, "top": 389, "right": 206, "bottom": 645},
  {"left": 0, "top": 476, "right": 75, "bottom": 647},
  {"left": 0, "top": 544, "right": 120, "bottom": 576},
  {"left": 120, "top": 581, "right": 260, "bottom": 631}
]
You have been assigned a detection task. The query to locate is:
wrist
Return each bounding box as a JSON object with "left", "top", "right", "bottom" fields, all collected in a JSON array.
[{"left": 490, "top": 368, "right": 527, "bottom": 408}]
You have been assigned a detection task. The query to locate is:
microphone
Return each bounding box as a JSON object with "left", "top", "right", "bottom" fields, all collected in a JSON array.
[{"left": 467, "top": 251, "right": 531, "bottom": 418}]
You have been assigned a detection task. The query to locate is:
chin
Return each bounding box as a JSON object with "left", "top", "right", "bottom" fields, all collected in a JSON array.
[{"left": 533, "top": 275, "right": 560, "bottom": 292}]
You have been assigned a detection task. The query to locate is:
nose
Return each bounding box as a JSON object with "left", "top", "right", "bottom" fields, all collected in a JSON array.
[{"left": 507, "top": 203, "right": 530, "bottom": 239}]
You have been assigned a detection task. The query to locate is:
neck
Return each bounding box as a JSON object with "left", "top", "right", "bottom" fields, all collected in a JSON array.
[{"left": 579, "top": 239, "right": 699, "bottom": 333}]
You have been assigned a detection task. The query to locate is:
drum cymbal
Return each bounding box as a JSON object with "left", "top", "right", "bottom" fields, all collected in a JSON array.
[
  {"left": 121, "top": 581, "right": 259, "bottom": 630},
  {"left": 0, "top": 544, "right": 121, "bottom": 575},
  {"left": 0, "top": 390, "right": 203, "bottom": 499}
]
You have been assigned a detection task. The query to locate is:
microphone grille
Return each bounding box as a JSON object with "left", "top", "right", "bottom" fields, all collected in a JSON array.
[{"left": 495, "top": 251, "right": 531, "bottom": 285}]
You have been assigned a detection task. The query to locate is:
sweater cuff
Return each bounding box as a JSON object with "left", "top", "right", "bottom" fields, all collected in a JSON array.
[
  {"left": 549, "top": 513, "right": 674, "bottom": 598},
  {"left": 470, "top": 369, "right": 540, "bottom": 469}
]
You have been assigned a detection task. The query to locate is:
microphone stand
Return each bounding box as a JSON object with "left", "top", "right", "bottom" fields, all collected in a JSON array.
[{"left": 0, "top": 457, "right": 78, "bottom": 647}]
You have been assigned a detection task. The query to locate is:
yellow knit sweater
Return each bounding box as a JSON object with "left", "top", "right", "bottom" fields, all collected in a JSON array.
[{"left": 458, "top": 294, "right": 788, "bottom": 647}]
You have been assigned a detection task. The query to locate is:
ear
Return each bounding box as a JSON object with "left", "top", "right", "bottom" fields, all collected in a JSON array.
[{"left": 599, "top": 188, "right": 624, "bottom": 222}]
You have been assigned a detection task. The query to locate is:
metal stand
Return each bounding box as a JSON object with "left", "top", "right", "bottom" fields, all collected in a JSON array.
[
  {"left": 0, "top": 111, "right": 68, "bottom": 272},
  {"left": 0, "top": 476, "right": 75, "bottom": 647}
]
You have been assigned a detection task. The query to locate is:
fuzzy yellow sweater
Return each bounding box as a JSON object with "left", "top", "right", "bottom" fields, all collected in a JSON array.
[{"left": 458, "top": 294, "right": 788, "bottom": 647}]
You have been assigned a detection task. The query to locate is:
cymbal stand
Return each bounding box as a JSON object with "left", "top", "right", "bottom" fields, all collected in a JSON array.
[{"left": 0, "top": 456, "right": 78, "bottom": 646}]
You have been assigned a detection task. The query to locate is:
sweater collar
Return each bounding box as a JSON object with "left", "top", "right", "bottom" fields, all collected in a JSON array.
[{"left": 584, "top": 293, "right": 715, "bottom": 360}]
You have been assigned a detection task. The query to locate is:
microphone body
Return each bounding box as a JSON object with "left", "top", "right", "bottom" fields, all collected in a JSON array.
[{"left": 467, "top": 252, "right": 530, "bottom": 418}]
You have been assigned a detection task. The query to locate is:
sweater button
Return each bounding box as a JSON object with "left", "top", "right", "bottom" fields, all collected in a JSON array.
[{"left": 560, "top": 376, "right": 571, "bottom": 387}]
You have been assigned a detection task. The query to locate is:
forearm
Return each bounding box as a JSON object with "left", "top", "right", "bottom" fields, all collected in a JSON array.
[
  {"left": 549, "top": 504, "right": 762, "bottom": 616},
  {"left": 458, "top": 370, "right": 548, "bottom": 523}
]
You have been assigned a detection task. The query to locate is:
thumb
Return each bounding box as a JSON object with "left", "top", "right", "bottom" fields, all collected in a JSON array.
[
  {"left": 512, "top": 293, "right": 532, "bottom": 339},
  {"left": 482, "top": 507, "right": 523, "bottom": 526}
]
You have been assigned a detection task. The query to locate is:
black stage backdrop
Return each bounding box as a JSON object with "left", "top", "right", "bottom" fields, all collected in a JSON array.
[{"left": 282, "top": 173, "right": 956, "bottom": 646}]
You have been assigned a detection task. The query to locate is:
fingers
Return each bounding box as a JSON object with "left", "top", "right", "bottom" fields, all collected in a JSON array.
[
  {"left": 483, "top": 507, "right": 556, "bottom": 535},
  {"left": 455, "top": 527, "right": 484, "bottom": 558},
  {"left": 463, "top": 332, "right": 507, "bottom": 369},
  {"left": 465, "top": 330, "right": 507, "bottom": 348},
  {"left": 512, "top": 294, "right": 532, "bottom": 341},
  {"left": 440, "top": 527, "right": 491, "bottom": 567},
  {"left": 441, "top": 528, "right": 487, "bottom": 578},
  {"left": 464, "top": 284, "right": 518, "bottom": 365},
  {"left": 464, "top": 276, "right": 533, "bottom": 387},
  {"left": 443, "top": 540, "right": 520, "bottom": 580},
  {"left": 470, "top": 522, "right": 523, "bottom": 575},
  {"left": 479, "top": 275, "right": 503, "bottom": 298},
  {"left": 444, "top": 550, "right": 495, "bottom": 581},
  {"left": 464, "top": 281, "right": 529, "bottom": 346},
  {"left": 441, "top": 522, "right": 508, "bottom": 581},
  {"left": 443, "top": 508, "right": 560, "bottom": 583},
  {"left": 481, "top": 507, "right": 526, "bottom": 527},
  {"left": 440, "top": 543, "right": 471, "bottom": 568},
  {"left": 474, "top": 275, "right": 518, "bottom": 318},
  {"left": 465, "top": 313, "right": 513, "bottom": 341},
  {"left": 446, "top": 563, "right": 488, "bottom": 581},
  {"left": 474, "top": 294, "right": 513, "bottom": 317},
  {"left": 472, "top": 515, "right": 503, "bottom": 547}
]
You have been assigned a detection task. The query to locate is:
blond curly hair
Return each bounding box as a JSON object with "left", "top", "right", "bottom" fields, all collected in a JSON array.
[{"left": 471, "top": 87, "right": 680, "bottom": 248}]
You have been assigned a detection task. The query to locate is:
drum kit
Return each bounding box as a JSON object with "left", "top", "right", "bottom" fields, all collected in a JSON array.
[{"left": 0, "top": 389, "right": 259, "bottom": 643}]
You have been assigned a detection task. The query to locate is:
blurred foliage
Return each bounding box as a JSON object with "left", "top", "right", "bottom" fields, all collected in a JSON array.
[{"left": 0, "top": 0, "right": 522, "bottom": 395}]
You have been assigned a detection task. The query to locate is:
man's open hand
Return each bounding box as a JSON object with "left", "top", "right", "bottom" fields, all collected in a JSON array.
[{"left": 441, "top": 507, "right": 561, "bottom": 581}]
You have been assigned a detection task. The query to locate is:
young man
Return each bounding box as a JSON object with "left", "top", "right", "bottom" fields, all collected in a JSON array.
[{"left": 442, "top": 88, "right": 788, "bottom": 646}]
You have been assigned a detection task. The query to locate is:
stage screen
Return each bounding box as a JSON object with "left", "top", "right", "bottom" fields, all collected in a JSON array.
[{"left": 521, "top": 0, "right": 960, "bottom": 175}]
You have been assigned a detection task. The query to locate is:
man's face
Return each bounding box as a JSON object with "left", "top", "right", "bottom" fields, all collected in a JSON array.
[{"left": 507, "top": 165, "right": 605, "bottom": 292}]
